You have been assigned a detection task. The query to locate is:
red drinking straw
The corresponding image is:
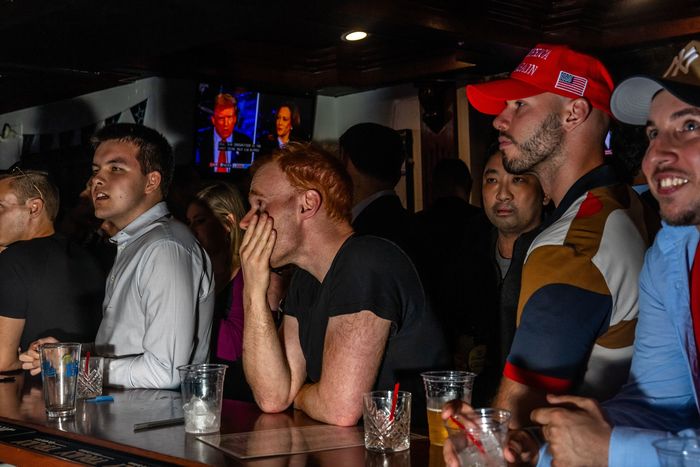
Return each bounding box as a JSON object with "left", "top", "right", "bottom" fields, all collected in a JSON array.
[
  {"left": 84, "top": 351, "right": 90, "bottom": 373},
  {"left": 449, "top": 415, "right": 486, "bottom": 455},
  {"left": 389, "top": 382, "right": 400, "bottom": 421}
]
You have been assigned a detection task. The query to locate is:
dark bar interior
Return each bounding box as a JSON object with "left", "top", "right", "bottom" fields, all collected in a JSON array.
[{"left": 1, "top": 1, "right": 700, "bottom": 466}]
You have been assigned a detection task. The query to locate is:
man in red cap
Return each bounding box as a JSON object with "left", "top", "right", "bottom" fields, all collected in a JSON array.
[
  {"left": 443, "top": 43, "right": 658, "bottom": 464},
  {"left": 527, "top": 39, "right": 700, "bottom": 467}
]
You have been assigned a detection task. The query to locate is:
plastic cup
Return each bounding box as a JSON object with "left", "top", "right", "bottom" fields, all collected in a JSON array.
[
  {"left": 421, "top": 370, "right": 476, "bottom": 446},
  {"left": 653, "top": 437, "right": 700, "bottom": 466},
  {"left": 177, "top": 363, "right": 227, "bottom": 434},
  {"left": 77, "top": 356, "right": 103, "bottom": 399},
  {"left": 363, "top": 390, "right": 412, "bottom": 452},
  {"left": 445, "top": 408, "right": 511, "bottom": 467},
  {"left": 40, "top": 343, "right": 81, "bottom": 417}
]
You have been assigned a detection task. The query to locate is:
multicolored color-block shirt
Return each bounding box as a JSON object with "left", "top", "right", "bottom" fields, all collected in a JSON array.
[{"left": 504, "top": 165, "right": 659, "bottom": 400}]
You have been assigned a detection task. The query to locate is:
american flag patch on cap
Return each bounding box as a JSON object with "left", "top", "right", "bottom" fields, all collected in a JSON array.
[{"left": 555, "top": 71, "right": 588, "bottom": 96}]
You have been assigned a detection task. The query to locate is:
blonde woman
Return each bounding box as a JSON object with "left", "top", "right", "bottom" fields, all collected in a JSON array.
[
  {"left": 187, "top": 181, "right": 246, "bottom": 359},
  {"left": 187, "top": 182, "right": 252, "bottom": 398}
]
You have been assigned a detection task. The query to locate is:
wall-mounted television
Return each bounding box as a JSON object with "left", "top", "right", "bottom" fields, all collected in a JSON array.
[{"left": 194, "top": 83, "right": 315, "bottom": 175}]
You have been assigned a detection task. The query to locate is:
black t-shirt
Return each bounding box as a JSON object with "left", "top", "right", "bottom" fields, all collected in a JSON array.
[
  {"left": 284, "top": 235, "right": 450, "bottom": 393},
  {"left": 0, "top": 234, "right": 105, "bottom": 351}
]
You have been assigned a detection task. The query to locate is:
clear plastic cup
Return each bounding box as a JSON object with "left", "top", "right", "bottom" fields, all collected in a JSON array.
[
  {"left": 445, "top": 408, "right": 511, "bottom": 467},
  {"left": 363, "top": 390, "right": 411, "bottom": 452},
  {"left": 421, "top": 370, "right": 476, "bottom": 445},
  {"left": 653, "top": 437, "right": 700, "bottom": 466},
  {"left": 40, "top": 343, "right": 81, "bottom": 417},
  {"left": 177, "top": 363, "right": 227, "bottom": 434}
]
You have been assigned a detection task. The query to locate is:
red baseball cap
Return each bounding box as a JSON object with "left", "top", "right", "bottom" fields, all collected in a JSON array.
[{"left": 467, "top": 43, "right": 614, "bottom": 116}]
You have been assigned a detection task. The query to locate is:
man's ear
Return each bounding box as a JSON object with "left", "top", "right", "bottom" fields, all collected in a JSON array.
[
  {"left": 300, "top": 189, "right": 321, "bottom": 219},
  {"left": 27, "top": 198, "right": 44, "bottom": 218},
  {"left": 562, "top": 97, "right": 592, "bottom": 131},
  {"left": 144, "top": 171, "right": 162, "bottom": 195}
]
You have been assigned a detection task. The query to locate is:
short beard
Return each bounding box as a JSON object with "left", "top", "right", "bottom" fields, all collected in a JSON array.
[
  {"left": 503, "top": 113, "right": 564, "bottom": 175},
  {"left": 660, "top": 203, "right": 700, "bottom": 226}
]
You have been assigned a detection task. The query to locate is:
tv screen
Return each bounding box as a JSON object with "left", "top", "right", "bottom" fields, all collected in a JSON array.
[{"left": 194, "top": 83, "right": 315, "bottom": 175}]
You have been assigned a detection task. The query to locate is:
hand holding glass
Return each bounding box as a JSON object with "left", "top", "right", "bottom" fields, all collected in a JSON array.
[
  {"left": 445, "top": 408, "right": 511, "bottom": 467},
  {"left": 421, "top": 370, "right": 476, "bottom": 446}
]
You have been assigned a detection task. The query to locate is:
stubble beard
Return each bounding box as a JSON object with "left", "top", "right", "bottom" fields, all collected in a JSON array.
[
  {"left": 502, "top": 113, "right": 565, "bottom": 175},
  {"left": 660, "top": 200, "right": 700, "bottom": 226}
]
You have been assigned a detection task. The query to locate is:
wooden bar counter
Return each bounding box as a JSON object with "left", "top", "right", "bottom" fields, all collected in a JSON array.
[{"left": 0, "top": 374, "right": 442, "bottom": 466}]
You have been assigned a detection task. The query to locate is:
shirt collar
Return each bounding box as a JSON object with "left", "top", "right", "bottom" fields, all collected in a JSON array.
[
  {"left": 351, "top": 189, "right": 397, "bottom": 222},
  {"left": 541, "top": 164, "right": 619, "bottom": 231},
  {"left": 656, "top": 221, "right": 700, "bottom": 254},
  {"left": 111, "top": 202, "right": 170, "bottom": 245},
  {"left": 214, "top": 132, "right": 231, "bottom": 146}
]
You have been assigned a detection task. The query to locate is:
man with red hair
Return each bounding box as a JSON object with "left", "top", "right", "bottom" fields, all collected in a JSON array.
[{"left": 239, "top": 142, "right": 448, "bottom": 426}]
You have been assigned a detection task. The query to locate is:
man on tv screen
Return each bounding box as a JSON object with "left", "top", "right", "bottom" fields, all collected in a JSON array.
[{"left": 207, "top": 93, "right": 253, "bottom": 172}]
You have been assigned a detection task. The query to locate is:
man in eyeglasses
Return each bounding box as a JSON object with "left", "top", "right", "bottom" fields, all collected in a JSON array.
[{"left": 0, "top": 169, "right": 104, "bottom": 372}]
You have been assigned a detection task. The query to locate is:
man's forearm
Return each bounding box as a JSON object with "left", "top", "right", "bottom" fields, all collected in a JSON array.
[
  {"left": 104, "top": 351, "right": 183, "bottom": 389},
  {"left": 293, "top": 383, "right": 362, "bottom": 427},
  {"left": 0, "top": 317, "right": 25, "bottom": 373},
  {"left": 243, "top": 292, "right": 295, "bottom": 412},
  {"left": 0, "top": 357, "right": 21, "bottom": 373},
  {"left": 294, "top": 384, "right": 331, "bottom": 423},
  {"left": 493, "top": 378, "right": 548, "bottom": 428}
]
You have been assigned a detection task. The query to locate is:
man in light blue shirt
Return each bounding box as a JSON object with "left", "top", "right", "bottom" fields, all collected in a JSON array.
[
  {"left": 22, "top": 124, "right": 214, "bottom": 389},
  {"left": 530, "top": 39, "right": 700, "bottom": 466}
]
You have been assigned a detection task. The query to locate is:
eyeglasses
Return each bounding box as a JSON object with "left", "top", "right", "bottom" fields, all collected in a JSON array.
[{"left": 10, "top": 166, "right": 46, "bottom": 202}]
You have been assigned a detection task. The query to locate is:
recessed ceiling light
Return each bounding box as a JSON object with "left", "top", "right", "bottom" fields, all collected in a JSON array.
[{"left": 342, "top": 31, "right": 368, "bottom": 42}]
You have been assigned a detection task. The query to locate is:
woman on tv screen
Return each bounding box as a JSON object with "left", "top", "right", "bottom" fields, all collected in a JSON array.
[{"left": 262, "top": 102, "right": 302, "bottom": 153}]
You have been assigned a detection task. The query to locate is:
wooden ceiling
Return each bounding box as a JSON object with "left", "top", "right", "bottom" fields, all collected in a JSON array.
[{"left": 0, "top": 0, "right": 698, "bottom": 113}]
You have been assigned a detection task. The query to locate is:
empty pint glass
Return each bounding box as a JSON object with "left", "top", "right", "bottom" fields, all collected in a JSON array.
[{"left": 40, "top": 343, "right": 81, "bottom": 417}]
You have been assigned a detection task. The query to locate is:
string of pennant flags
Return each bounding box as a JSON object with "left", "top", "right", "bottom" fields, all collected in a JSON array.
[{"left": 20, "top": 99, "right": 148, "bottom": 156}]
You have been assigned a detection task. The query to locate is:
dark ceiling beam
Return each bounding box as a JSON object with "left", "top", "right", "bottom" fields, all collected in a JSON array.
[
  {"left": 330, "top": 50, "right": 475, "bottom": 88},
  {"left": 596, "top": 15, "right": 700, "bottom": 48},
  {"left": 332, "top": 0, "right": 542, "bottom": 49},
  {"left": 196, "top": 49, "right": 474, "bottom": 96}
]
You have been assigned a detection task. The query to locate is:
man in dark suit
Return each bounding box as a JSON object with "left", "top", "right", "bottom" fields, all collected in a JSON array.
[
  {"left": 339, "top": 123, "right": 417, "bottom": 262},
  {"left": 199, "top": 93, "right": 253, "bottom": 173}
]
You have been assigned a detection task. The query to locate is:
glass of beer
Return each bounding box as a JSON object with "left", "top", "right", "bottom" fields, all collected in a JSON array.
[{"left": 421, "top": 370, "right": 476, "bottom": 446}]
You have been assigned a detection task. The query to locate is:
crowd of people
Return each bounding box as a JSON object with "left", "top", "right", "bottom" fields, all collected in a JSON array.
[{"left": 2, "top": 38, "right": 700, "bottom": 466}]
